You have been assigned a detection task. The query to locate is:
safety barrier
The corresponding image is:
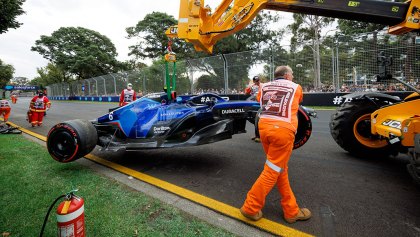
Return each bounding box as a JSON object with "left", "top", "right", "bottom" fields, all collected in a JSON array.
[{"left": 49, "top": 91, "right": 414, "bottom": 107}]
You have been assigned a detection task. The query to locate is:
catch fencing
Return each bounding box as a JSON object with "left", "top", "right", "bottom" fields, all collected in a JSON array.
[{"left": 47, "top": 31, "right": 420, "bottom": 97}]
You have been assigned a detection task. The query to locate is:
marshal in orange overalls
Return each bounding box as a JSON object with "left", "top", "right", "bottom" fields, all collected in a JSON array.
[
  {"left": 241, "top": 66, "right": 311, "bottom": 224},
  {"left": 30, "top": 93, "right": 51, "bottom": 127},
  {"left": 0, "top": 100, "right": 11, "bottom": 122},
  {"left": 11, "top": 94, "right": 18, "bottom": 104}
]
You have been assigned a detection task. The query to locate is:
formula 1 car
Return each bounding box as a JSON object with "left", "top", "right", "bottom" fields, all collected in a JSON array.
[{"left": 46, "top": 92, "right": 314, "bottom": 163}]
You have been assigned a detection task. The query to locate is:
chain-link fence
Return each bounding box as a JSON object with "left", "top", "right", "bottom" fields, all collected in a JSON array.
[
  {"left": 334, "top": 32, "right": 420, "bottom": 93},
  {"left": 47, "top": 31, "right": 420, "bottom": 97}
]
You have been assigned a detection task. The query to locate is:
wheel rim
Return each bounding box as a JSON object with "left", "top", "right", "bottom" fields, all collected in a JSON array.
[
  {"left": 353, "top": 114, "right": 388, "bottom": 149},
  {"left": 49, "top": 130, "right": 78, "bottom": 161}
]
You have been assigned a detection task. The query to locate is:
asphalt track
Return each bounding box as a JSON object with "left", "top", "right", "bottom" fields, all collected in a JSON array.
[{"left": 7, "top": 97, "right": 420, "bottom": 237}]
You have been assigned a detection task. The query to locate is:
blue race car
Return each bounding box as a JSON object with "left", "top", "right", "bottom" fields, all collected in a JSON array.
[{"left": 46, "top": 93, "right": 314, "bottom": 163}]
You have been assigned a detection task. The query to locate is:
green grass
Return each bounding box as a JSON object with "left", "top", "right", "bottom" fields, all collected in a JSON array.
[{"left": 0, "top": 135, "right": 235, "bottom": 237}]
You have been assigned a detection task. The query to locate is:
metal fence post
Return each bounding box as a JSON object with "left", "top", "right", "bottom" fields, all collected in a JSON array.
[
  {"left": 143, "top": 73, "right": 146, "bottom": 93},
  {"left": 336, "top": 45, "right": 340, "bottom": 91},
  {"left": 332, "top": 48, "right": 336, "bottom": 92},
  {"left": 100, "top": 76, "right": 107, "bottom": 95},
  {"left": 221, "top": 54, "right": 228, "bottom": 93},
  {"left": 270, "top": 47, "right": 274, "bottom": 81},
  {"left": 186, "top": 60, "right": 194, "bottom": 94},
  {"left": 110, "top": 74, "right": 117, "bottom": 95},
  {"left": 93, "top": 78, "right": 98, "bottom": 96}
]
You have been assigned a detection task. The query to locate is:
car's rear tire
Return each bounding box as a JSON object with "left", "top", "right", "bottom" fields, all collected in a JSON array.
[
  {"left": 294, "top": 107, "right": 312, "bottom": 149},
  {"left": 47, "top": 119, "right": 97, "bottom": 163}
]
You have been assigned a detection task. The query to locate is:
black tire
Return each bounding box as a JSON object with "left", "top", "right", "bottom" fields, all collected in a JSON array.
[
  {"left": 47, "top": 119, "right": 98, "bottom": 163},
  {"left": 294, "top": 106, "right": 312, "bottom": 150},
  {"left": 254, "top": 106, "right": 312, "bottom": 149},
  {"left": 330, "top": 99, "right": 395, "bottom": 157}
]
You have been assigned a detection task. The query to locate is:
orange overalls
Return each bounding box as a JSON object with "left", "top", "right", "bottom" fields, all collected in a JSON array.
[
  {"left": 241, "top": 78, "right": 303, "bottom": 219},
  {"left": 11, "top": 94, "right": 18, "bottom": 104},
  {"left": 30, "top": 95, "right": 51, "bottom": 126},
  {"left": 0, "top": 100, "right": 11, "bottom": 122}
]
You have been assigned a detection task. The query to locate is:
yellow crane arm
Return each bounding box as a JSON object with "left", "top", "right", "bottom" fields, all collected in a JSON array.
[{"left": 166, "top": 0, "right": 420, "bottom": 54}]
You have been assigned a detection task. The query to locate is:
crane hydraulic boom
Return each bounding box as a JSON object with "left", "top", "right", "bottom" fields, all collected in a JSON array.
[{"left": 166, "top": 0, "right": 420, "bottom": 53}]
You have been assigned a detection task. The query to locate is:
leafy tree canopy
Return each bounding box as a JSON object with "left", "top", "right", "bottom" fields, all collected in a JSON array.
[
  {"left": 0, "top": 0, "right": 25, "bottom": 34},
  {"left": 289, "top": 14, "right": 335, "bottom": 48},
  {"left": 337, "top": 20, "right": 386, "bottom": 36},
  {"left": 31, "top": 27, "right": 123, "bottom": 79},
  {"left": 0, "top": 59, "right": 15, "bottom": 88},
  {"left": 30, "top": 63, "right": 69, "bottom": 87},
  {"left": 201, "top": 11, "right": 284, "bottom": 91},
  {"left": 213, "top": 11, "right": 283, "bottom": 54},
  {"left": 126, "top": 12, "right": 193, "bottom": 60},
  {"left": 10, "top": 76, "right": 29, "bottom": 85}
]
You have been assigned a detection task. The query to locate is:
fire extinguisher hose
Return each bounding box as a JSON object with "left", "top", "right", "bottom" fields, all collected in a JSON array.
[{"left": 39, "top": 194, "right": 66, "bottom": 237}]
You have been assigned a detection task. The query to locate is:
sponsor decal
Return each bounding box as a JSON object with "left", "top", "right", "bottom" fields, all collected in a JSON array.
[
  {"left": 382, "top": 119, "right": 401, "bottom": 129},
  {"left": 221, "top": 108, "right": 245, "bottom": 114},
  {"left": 161, "top": 111, "right": 184, "bottom": 117},
  {"left": 3, "top": 85, "right": 39, "bottom": 90},
  {"left": 147, "top": 104, "right": 159, "bottom": 109},
  {"left": 408, "top": 17, "right": 420, "bottom": 23},
  {"left": 55, "top": 124, "right": 78, "bottom": 140},
  {"left": 348, "top": 1, "right": 360, "bottom": 7},
  {"left": 332, "top": 96, "right": 353, "bottom": 105},
  {"left": 200, "top": 97, "right": 217, "bottom": 103},
  {"left": 153, "top": 126, "right": 170, "bottom": 134}
]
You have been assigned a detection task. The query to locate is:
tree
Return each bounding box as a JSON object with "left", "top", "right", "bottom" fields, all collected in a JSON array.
[
  {"left": 30, "top": 63, "right": 69, "bottom": 87},
  {"left": 127, "top": 59, "right": 191, "bottom": 95},
  {"left": 289, "top": 14, "right": 335, "bottom": 89},
  {"left": 126, "top": 12, "right": 193, "bottom": 61},
  {"left": 10, "top": 76, "right": 29, "bottom": 85},
  {"left": 0, "top": 0, "right": 25, "bottom": 34},
  {"left": 0, "top": 59, "right": 14, "bottom": 88},
  {"left": 213, "top": 12, "right": 283, "bottom": 54},
  {"left": 31, "top": 27, "right": 123, "bottom": 79},
  {"left": 194, "top": 12, "right": 284, "bottom": 92},
  {"left": 195, "top": 74, "right": 223, "bottom": 91}
]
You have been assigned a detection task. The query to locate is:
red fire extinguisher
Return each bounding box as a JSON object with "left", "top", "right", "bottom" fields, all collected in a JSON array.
[
  {"left": 56, "top": 193, "right": 85, "bottom": 237},
  {"left": 40, "top": 190, "right": 85, "bottom": 237}
]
